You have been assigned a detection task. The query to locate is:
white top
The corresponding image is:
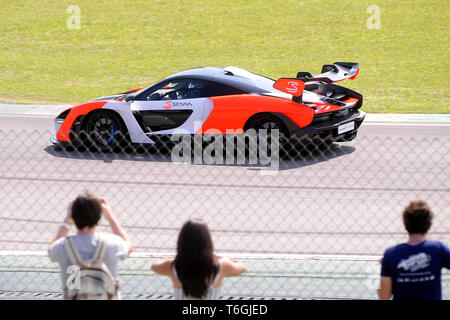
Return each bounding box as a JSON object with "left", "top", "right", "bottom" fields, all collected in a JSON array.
[
  {"left": 49, "top": 233, "right": 130, "bottom": 295},
  {"left": 172, "top": 262, "right": 222, "bottom": 300}
]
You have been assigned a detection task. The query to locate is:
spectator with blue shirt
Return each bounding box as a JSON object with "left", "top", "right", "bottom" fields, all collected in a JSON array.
[{"left": 378, "top": 200, "right": 450, "bottom": 300}]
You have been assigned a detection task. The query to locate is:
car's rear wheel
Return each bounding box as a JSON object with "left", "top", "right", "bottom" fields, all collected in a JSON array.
[
  {"left": 245, "top": 115, "right": 290, "bottom": 157},
  {"left": 83, "top": 111, "right": 128, "bottom": 152}
]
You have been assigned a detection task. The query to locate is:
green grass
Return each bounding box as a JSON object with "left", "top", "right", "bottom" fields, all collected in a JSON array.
[{"left": 0, "top": 0, "right": 448, "bottom": 113}]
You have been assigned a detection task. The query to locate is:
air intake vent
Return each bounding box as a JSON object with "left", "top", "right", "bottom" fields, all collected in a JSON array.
[{"left": 320, "top": 97, "right": 346, "bottom": 107}]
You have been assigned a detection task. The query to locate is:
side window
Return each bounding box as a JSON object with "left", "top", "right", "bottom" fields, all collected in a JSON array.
[
  {"left": 204, "top": 81, "right": 245, "bottom": 97},
  {"left": 136, "top": 79, "right": 207, "bottom": 101}
]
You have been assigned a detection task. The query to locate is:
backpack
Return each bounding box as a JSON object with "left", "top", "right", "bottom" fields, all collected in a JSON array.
[{"left": 63, "top": 235, "right": 119, "bottom": 300}]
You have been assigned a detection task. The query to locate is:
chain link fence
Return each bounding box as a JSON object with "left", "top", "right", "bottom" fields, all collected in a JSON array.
[{"left": 0, "top": 128, "right": 449, "bottom": 299}]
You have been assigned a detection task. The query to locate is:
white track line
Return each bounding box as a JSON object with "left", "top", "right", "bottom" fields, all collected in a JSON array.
[{"left": 363, "top": 122, "right": 450, "bottom": 127}]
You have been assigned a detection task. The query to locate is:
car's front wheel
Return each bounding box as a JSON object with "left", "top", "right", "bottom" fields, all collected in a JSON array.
[{"left": 83, "top": 111, "right": 128, "bottom": 152}]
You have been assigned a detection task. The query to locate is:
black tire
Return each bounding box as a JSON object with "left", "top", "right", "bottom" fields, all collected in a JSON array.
[
  {"left": 246, "top": 115, "right": 289, "bottom": 140},
  {"left": 244, "top": 114, "right": 290, "bottom": 158},
  {"left": 83, "top": 111, "right": 129, "bottom": 152}
]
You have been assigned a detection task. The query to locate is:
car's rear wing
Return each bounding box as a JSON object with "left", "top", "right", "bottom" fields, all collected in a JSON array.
[
  {"left": 273, "top": 62, "right": 360, "bottom": 102},
  {"left": 296, "top": 62, "right": 360, "bottom": 83}
]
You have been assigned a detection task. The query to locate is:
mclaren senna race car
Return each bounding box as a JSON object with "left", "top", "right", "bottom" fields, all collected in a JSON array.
[{"left": 51, "top": 62, "right": 365, "bottom": 151}]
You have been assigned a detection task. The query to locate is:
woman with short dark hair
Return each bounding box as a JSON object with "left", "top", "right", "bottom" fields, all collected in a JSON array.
[{"left": 151, "top": 219, "right": 246, "bottom": 299}]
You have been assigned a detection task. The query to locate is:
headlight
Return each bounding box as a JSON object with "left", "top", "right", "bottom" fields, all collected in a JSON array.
[{"left": 55, "top": 109, "right": 71, "bottom": 124}]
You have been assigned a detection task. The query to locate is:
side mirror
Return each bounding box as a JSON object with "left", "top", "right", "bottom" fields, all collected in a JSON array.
[{"left": 124, "top": 93, "right": 136, "bottom": 102}]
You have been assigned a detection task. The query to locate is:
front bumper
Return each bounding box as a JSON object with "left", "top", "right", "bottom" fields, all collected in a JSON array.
[
  {"left": 51, "top": 113, "right": 86, "bottom": 147},
  {"left": 50, "top": 135, "right": 73, "bottom": 147}
]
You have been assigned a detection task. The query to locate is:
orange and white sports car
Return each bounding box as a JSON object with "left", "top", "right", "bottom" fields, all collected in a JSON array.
[{"left": 51, "top": 62, "right": 365, "bottom": 151}]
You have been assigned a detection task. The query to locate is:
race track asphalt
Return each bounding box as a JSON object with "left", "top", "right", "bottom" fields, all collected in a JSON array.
[
  {"left": 0, "top": 115, "right": 448, "bottom": 256},
  {"left": 0, "top": 114, "right": 449, "bottom": 299}
]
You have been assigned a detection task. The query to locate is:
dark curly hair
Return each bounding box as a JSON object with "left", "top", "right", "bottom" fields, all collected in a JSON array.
[
  {"left": 71, "top": 191, "right": 102, "bottom": 230},
  {"left": 402, "top": 200, "right": 433, "bottom": 234}
]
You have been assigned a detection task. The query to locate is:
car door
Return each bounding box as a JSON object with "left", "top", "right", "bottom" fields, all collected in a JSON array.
[{"left": 130, "top": 78, "right": 210, "bottom": 135}]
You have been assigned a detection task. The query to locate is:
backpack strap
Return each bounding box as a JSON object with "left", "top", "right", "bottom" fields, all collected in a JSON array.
[
  {"left": 91, "top": 236, "right": 118, "bottom": 298},
  {"left": 64, "top": 235, "right": 108, "bottom": 266},
  {"left": 64, "top": 236, "right": 84, "bottom": 266},
  {"left": 92, "top": 236, "right": 108, "bottom": 264}
]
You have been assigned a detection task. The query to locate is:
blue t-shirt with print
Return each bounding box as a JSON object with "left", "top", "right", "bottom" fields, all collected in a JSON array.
[{"left": 381, "top": 240, "right": 450, "bottom": 300}]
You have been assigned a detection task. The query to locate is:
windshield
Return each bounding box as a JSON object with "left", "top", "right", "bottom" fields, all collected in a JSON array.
[{"left": 134, "top": 68, "right": 286, "bottom": 97}]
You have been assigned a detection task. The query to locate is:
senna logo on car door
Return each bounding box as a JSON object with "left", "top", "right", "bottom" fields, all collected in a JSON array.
[
  {"left": 163, "top": 101, "right": 172, "bottom": 110},
  {"left": 163, "top": 101, "right": 193, "bottom": 110}
]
